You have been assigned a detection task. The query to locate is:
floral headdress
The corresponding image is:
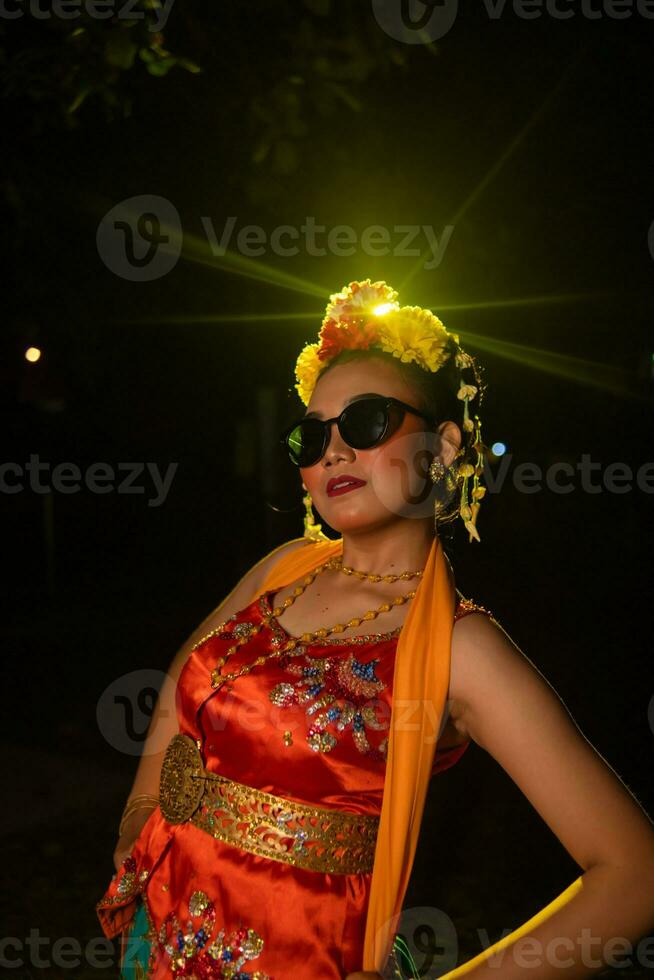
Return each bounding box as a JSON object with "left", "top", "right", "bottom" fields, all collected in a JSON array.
[{"left": 293, "top": 279, "right": 489, "bottom": 543}]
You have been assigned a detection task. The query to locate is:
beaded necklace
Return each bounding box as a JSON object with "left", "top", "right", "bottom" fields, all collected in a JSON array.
[{"left": 205, "top": 557, "right": 420, "bottom": 692}]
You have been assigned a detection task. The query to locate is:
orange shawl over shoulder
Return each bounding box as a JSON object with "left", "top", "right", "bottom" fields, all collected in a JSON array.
[{"left": 249, "top": 533, "right": 584, "bottom": 975}]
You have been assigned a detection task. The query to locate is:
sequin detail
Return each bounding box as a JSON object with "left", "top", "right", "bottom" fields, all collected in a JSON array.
[
  {"left": 158, "top": 889, "right": 272, "bottom": 978},
  {"left": 97, "top": 855, "right": 150, "bottom": 908},
  {"left": 454, "top": 596, "right": 493, "bottom": 623},
  {"left": 269, "top": 652, "right": 389, "bottom": 759}
]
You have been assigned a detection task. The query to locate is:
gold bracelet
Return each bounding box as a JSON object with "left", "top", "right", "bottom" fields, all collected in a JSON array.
[{"left": 119, "top": 794, "right": 159, "bottom": 837}]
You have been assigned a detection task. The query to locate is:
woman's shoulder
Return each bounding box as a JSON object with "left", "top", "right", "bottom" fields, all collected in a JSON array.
[
  {"left": 172, "top": 539, "right": 313, "bottom": 669},
  {"left": 218, "top": 537, "right": 313, "bottom": 617}
]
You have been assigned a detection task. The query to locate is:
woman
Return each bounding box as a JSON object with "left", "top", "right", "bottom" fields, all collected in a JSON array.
[{"left": 97, "top": 280, "right": 654, "bottom": 979}]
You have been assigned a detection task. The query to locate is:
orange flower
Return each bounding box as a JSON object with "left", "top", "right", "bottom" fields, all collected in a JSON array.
[{"left": 317, "top": 314, "right": 380, "bottom": 361}]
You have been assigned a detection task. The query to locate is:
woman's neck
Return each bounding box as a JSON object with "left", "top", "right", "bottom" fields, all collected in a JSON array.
[{"left": 339, "top": 520, "right": 436, "bottom": 577}]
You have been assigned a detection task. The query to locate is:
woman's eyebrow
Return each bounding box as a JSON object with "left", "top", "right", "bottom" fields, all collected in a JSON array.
[{"left": 303, "top": 392, "right": 382, "bottom": 420}]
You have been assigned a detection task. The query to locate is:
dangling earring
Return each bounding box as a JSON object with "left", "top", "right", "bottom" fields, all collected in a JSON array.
[{"left": 301, "top": 484, "right": 328, "bottom": 543}]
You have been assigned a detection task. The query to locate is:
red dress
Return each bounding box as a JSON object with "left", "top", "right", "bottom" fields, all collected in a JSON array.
[{"left": 97, "top": 588, "right": 493, "bottom": 979}]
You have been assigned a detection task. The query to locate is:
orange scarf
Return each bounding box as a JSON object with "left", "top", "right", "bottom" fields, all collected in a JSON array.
[
  {"left": 252, "top": 532, "right": 455, "bottom": 971},
  {"left": 252, "top": 534, "right": 584, "bottom": 975}
]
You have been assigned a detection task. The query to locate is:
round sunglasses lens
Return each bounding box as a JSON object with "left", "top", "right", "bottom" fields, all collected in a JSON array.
[
  {"left": 341, "top": 399, "right": 388, "bottom": 448},
  {"left": 287, "top": 421, "right": 324, "bottom": 466}
]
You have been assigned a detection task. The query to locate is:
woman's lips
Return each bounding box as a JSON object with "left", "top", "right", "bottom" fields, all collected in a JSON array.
[{"left": 326, "top": 479, "right": 367, "bottom": 497}]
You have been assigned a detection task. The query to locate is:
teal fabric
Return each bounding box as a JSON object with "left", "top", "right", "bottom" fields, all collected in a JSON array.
[
  {"left": 117, "top": 898, "right": 413, "bottom": 978},
  {"left": 119, "top": 899, "right": 152, "bottom": 979},
  {"left": 391, "top": 933, "right": 421, "bottom": 978}
]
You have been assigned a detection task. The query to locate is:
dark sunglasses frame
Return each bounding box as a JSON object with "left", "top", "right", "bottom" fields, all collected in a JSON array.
[{"left": 279, "top": 395, "right": 437, "bottom": 468}]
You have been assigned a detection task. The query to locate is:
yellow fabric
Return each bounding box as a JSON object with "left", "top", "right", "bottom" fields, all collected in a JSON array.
[
  {"left": 251, "top": 534, "right": 585, "bottom": 976},
  {"left": 441, "top": 876, "right": 584, "bottom": 977}
]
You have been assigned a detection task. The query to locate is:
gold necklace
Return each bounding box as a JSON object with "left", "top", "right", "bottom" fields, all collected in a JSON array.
[
  {"left": 326, "top": 555, "right": 423, "bottom": 583},
  {"left": 203, "top": 559, "right": 417, "bottom": 692}
]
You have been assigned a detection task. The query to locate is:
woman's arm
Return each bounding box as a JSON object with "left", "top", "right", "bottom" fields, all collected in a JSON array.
[
  {"left": 112, "top": 536, "right": 310, "bottom": 870},
  {"left": 438, "top": 612, "right": 654, "bottom": 979}
]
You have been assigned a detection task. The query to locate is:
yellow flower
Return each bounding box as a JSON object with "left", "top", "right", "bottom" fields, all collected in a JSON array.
[
  {"left": 457, "top": 383, "right": 478, "bottom": 402},
  {"left": 375, "top": 306, "right": 452, "bottom": 373},
  {"left": 462, "top": 418, "right": 475, "bottom": 433},
  {"left": 294, "top": 343, "right": 323, "bottom": 406},
  {"left": 464, "top": 519, "right": 481, "bottom": 543},
  {"left": 464, "top": 502, "right": 481, "bottom": 543},
  {"left": 455, "top": 349, "right": 473, "bottom": 369},
  {"left": 325, "top": 279, "right": 399, "bottom": 322}
]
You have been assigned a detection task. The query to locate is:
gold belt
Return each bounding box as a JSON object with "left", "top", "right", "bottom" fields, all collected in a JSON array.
[{"left": 159, "top": 734, "right": 379, "bottom": 875}]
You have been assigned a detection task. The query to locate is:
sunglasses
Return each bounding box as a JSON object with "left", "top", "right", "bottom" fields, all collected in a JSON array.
[{"left": 280, "top": 395, "right": 436, "bottom": 468}]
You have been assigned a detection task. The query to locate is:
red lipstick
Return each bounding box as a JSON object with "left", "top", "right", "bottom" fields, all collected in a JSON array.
[{"left": 326, "top": 475, "right": 367, "bottom": 497}]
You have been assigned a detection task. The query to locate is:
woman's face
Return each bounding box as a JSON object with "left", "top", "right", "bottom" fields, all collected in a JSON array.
[{"left": 299, "top": 358, "right": 461, "bottom": 534}]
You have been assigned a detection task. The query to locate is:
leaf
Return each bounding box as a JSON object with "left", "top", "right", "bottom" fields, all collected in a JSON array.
[
  {"left": 68, "top": 84, "right": 91, "bottom": 114},
  {"left": 104, "top": 32, "right": 138, "bottom": 71},
  {"left": 146, "top": 56, "right": 177, "bottom": 76},
  {"left": 326, "top": 81, "right": 362, "bottom": 112},
  {"left": 176, "top": 57, "right": 202, "bottom": 74}
]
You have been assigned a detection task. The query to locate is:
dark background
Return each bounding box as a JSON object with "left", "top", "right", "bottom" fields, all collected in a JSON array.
[{"left": 2, "top": 1, "right": 653, "bottom": 977}]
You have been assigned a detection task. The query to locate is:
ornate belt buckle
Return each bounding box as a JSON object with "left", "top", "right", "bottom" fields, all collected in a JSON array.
[{"left": 159, "top": 733, "right": 206, "bottom": 824}]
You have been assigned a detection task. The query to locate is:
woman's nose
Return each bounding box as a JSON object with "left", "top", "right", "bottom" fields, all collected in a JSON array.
[{"left": 322, "top": 421, "right": 353, "bottom": 462}]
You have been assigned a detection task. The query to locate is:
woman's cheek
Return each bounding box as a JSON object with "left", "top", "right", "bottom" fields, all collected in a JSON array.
[{"left": 368, "top": 437, "right": 433, "bottom": 519}]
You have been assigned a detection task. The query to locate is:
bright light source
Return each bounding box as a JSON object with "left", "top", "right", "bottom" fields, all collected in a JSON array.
[
  {"left": 25, "top": 347, "right": 41, "bottom": 363},
  {"left": 491, "top": 442, "right": 506, "bottom": 457},
  {"left": 373, "top": 303, "right": 396, "bottom": 316}
]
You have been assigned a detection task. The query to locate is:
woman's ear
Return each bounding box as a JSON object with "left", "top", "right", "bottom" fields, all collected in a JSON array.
[{"left": 437, "top": 420, "right": 462, "bottom": 467}]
